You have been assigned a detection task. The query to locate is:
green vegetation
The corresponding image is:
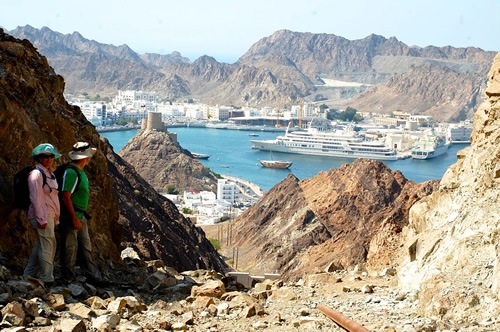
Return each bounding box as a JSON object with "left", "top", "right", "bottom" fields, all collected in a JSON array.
[
  {"left": 209, "top": 238, "right": 221, "bottom": 251},
  {"left": 116, "top": 117, "right": 128, "bottom": 126},
  {"left": 210, "top": 170, "right": 222, "bottom": 179},
  {"left": 165, "top": 185, "right": 178, "bottom": 195},
  {"left": 115, "top": 117, "right": 138, "bottom": 126},
  {"left": 219, "top": 216, "right": 230, "bottom": 222},
  {"left": 327, "top": 106, "right": 363, "bottom": 123},
  {"left": 182, "top": 207, "right": 193, "bottom": 214}
]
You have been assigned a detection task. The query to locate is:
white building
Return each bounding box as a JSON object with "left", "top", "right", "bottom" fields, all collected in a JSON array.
[
  {"left": 290, "top": 103, "right": 319, "bottom": 118},
  {"left": 113, "top": 90, "right": 159, "bottom": 106},
  {"left": 217, "top": 179, "right": 237, "bottom": 203},
  {"left": 182, "top": 190, "right": 233, "bottom": 225},
  {"left": 183, "top": 191, "right": 217, "bottom": 209},
  {"left": 196, "top": 105, "right": 232, "bottom": 121},
  {"left": 447, "top": 122, "right": 473, "bottom": 143},
  {"left": 409, "top": 115, "right": 434, "bottom": 127},
  {"left": 185, "top": 105, "right": 204, "bottom": 120},
  {"left": 76, "top": 101, "right": 107, "bottom": 126}
]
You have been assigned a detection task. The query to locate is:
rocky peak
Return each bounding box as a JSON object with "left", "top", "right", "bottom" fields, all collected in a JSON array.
[
  {"left": 119, "top": 128, "right": 219, "bottom": 193},
  {"left": 398, "top": 52, "right": 500, "bottom": 320},
  {"left": 140, "top": 51, "right": 191, "bottom": 68},
  {"left": 228, "top": 159, "right": 438, "bottom": 280},
  {"left": 190, "top": 55, "right": 233, "bottom": 81}
]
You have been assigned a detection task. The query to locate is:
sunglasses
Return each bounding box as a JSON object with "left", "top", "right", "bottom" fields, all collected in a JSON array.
[{"left": 39, "top": 154, "right": 55, "bottom": 159}]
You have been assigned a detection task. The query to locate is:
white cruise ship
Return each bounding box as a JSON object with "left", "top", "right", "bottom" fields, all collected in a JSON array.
[
  {"left": 411, "top": 132, "right": 450, "bottom": 160},
  {"left": 250, "top": 123, "right": 398, "bottom": 161}
]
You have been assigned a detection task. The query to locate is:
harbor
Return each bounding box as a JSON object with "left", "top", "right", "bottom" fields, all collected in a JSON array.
[{"left": 101, "top": 127, "right": 469, "bottom": 192}]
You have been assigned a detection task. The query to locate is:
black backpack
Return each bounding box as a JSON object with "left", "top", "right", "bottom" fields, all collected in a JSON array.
[
  {"left": 54, "top": 163, "right": 81, "bottom": 193},
  {"left": 13, "top": 166, "right": 47, "bottom": 210},
  {"left": 54, "top": 163, "right": 82, "bottom": 220}
]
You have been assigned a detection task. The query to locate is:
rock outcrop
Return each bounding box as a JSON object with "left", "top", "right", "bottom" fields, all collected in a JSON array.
[
  {"left": 398, "top": 52, "right": 500, "bottom": 321},
  {"left": 0, "top": 29, "right": 226, "bottom": 275},
  {"left": 228, "top": 159, "right": 438, "bottom": 280},
  {"left": 119, "top": 128, "right": 218, "bottom": 193}
]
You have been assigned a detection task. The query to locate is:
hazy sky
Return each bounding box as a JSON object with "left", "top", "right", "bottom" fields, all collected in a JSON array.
[{"left": 2, "top": 0, "right": 499, "bottom": 63}]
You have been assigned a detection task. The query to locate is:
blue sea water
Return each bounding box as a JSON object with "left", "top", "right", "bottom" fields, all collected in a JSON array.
[{"left": 102, "top": 128, "right": 469, "bottom": 191}]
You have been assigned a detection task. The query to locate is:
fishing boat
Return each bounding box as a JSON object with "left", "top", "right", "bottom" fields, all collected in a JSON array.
[
  {"left": 259, "top": 160, "right": 292, "bottom": 169},
  {"left": 191, "top": 152, "right": 210, "bottom": 160},
  {"left": 250, "top": 122, "right": 397, "bottom": 161},
  {"left": 411, "top": 131, "right": 450, "bottom": 160}
]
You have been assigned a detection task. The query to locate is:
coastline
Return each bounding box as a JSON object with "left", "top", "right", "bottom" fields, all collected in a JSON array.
[
  {"left": 96, "top": 125, "right": 141, "bottom": 133},
  {"left": 97, "top": 122, "right": 291, "bottom": 133}
]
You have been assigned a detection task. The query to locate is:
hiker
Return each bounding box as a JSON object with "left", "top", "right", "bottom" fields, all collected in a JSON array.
[
  {"left": 23, "top": 143, "right": 62, "bottom": 286},
  {"left": 59, "top": 142, "right": 102, "bottom": 284}
]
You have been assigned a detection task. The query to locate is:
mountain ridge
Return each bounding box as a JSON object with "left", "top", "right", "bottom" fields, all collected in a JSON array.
[{"left": 7, "top": 25, "right": 496, "bottom": 121}]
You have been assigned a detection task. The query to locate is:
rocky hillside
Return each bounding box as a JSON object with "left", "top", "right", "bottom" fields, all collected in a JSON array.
[
  {"left": 119, "top": 128, "right": 219, "bottom": 193},
  {"left": 0, "top": 28, "right": 498, "bottom": 331},
  {"left": 8, "top": 26, "right": 496, "bottom": 121},
  {"left": 344, "top": 61, "right": 487, "bottom": 121},
  {"left": 0, "top": 29, "right": 226, "bottom": 275},
  {"left": 227, "top": 160, "right": 438, "bottom": 280},
  {"left": 397, "top": 52, "right": 500, "bottom": 321}
]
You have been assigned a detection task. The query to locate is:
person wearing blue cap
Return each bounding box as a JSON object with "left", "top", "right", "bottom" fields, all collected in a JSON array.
[{"left": 23, "top": 143, "right": 62, "bottom": 286}]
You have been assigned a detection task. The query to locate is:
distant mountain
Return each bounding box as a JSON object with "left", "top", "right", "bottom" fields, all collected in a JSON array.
[{"left": 8, "top": 26, "right": 497, "bottom": 121}]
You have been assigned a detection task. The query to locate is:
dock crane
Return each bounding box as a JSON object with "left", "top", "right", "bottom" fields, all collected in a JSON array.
[{"left": 276, "top": 108, "right": 283, "bottom": 128}]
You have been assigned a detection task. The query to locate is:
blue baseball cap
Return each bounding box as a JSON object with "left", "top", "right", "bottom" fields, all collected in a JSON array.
[{"left": 31, "top": 143, "right": 62, "bottom": 159}]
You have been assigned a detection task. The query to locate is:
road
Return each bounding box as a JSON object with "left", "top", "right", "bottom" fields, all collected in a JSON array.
[{"left": 221, "top": 174, "right": 265, "bottom": 202}]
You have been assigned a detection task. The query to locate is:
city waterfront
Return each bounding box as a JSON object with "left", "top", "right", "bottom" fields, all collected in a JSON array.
[{"left": 101, "top": 127, "right": 469, "bottom": 192}]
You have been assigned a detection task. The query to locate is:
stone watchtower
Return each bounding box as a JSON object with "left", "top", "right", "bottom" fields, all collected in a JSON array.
[
  {"left": 142, "top": 111, "right": 177, "bottom": 144},
  {"left": 142, "top": 112, "right": 164, "bottom": 131}
]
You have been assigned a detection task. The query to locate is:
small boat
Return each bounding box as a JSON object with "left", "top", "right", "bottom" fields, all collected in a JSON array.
[
  {"left": 259, "top": 160, "right": 292, "bottom": 169},
  {"left": 221, "top": 165, "right": 230, "bottom": 168},
  {"left": 191, "top": 152, "right": 210, "bottom": 160},
  {"left": 248, "top": 133, "right": 259, "bottom": 137}
]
